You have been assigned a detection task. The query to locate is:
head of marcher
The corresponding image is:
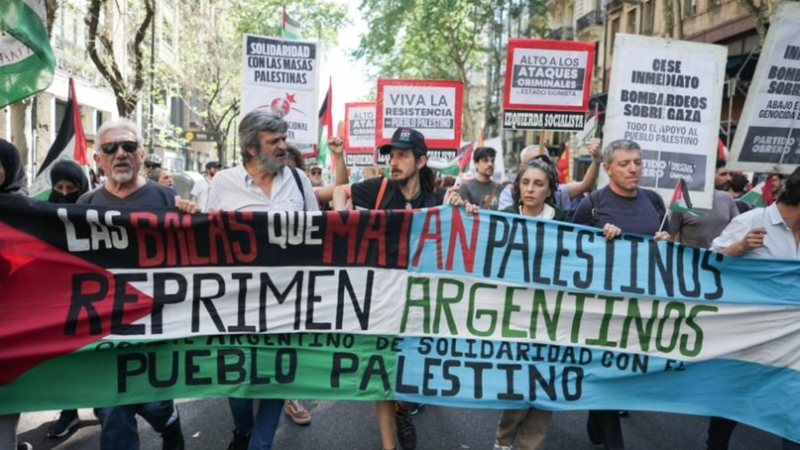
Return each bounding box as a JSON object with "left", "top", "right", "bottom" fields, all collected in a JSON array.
[
  {"left": 518, "top": 145, "right": 539, "bottom": 168},
  {"left": 239, "top": 110, "right": 289, "bottom": 175},
  {"left": 378, "top": 127, "right": 435, "bottom": 192},
  {"left": 777, "top": 166, "right": 800, "bottom": 207},
  {"left": 48, "top": 159, "right": 89, "bottom": 203},
  {"left": 205, "top": 161, "right": 222, "bottom": 178},
  {"left": 513, "top": 158, "right": 558, "bottom": 215},
  {"left": 308, "top": 164, "right": 323, "bottom": 187},
  {"left": 715, "top": 159, "right": 731, "bottom": 191},
  {"left": 473, "top": 147, "right": 496, "bottom": 182},
  {"left": 151, "top": 168, "right": 174, "bottom": 188},
  {"left": 602, "top": 139, "right": 642, "bottom": 197},
  {"left": 95, "top": 119, "right": 145, "bottom": 187},
  {"left": 144, "top": 153, "right": 162, "bottom": 174},
  {"left": 0, "top": 139, "right": 28, "bottom": 196}
]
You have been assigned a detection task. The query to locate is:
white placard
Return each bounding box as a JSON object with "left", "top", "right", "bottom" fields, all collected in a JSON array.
[
  {"left": 241, "top": 34, "right": 320, "bottom": 146},
  {"left": 605, "top": 34, "right": 727, "bottom": 209},
  {"left": 728, "top": 3, "right": 800, "bottom": 173}
]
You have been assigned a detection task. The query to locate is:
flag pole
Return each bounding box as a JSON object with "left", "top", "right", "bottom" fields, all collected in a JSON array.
[{"left": 658, "top": 210, "right": 670, "bottom": 233}]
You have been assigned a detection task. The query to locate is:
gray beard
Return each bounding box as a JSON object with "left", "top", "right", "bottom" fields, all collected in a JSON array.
[
  {"left": 111, "top": 169, "right": 133, "bottom": 184},
  {"left": 257, "top": 151, "right": 284, "bottom": 174}
]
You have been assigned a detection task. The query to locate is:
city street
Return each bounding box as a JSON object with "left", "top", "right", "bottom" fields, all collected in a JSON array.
[{"left": 18, "top": 398, "right": 779, "bottom": 449}]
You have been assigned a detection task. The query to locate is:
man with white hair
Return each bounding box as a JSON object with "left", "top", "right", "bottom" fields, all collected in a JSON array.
[{"left": 78, "top": 118, "right": 196, "bottom": 450}]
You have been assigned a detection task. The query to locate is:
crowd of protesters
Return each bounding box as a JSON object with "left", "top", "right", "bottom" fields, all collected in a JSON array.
[{"left": 1, "top": 107, "right": 798, "bottom": 450}]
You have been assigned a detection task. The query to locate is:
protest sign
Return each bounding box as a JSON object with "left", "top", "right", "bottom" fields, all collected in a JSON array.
[
  {"left": 1, "top": 197, "right": 800, "bottom": 443},
  {"left": 728, "top": 2, "right": 800, "bottom": 173},
  {"left": 605, "top": 34, "right": 726, "bottom": 209},
  {"left": 502, "top": 39, "right": 594, "bottom": 131},
  {"left": 345, "top": 102, "right": 377, "bottom": 167},
  {"left": 376, "top": 79, "right": 462, "bottom": 164},
  {"left": 241, "top": 34, "right": 320, "bottom": 146}
]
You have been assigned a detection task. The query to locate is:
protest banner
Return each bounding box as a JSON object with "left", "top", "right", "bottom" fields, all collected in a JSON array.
[
  {"left": 502, "top": 39, "right": 594, "bottom": 131},
  {"left": 376, "top": 79, "right": 463, "bottom": 164},
  {"left": 241, "top": 34, "right": 320, "bottom": 146},
  {"left": 605, "top": 34, "right": 726, "bottom": 209},
  {"left": 728, "top": 2, "right": 800, "bottom": 173},
  {"left": 345, "top": 102, "right": 377, "bottom": 167},
  {"left": 1, "top": 196, "right": 800, "bottom": 442}
]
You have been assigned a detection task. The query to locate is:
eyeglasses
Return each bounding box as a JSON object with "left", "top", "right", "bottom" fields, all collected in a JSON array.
[
  {"left": 100, "top": 141, "right": 139, "bottom": 154},
  {"left": 310, "top": 169, "right": 322, "bottom": 175}
]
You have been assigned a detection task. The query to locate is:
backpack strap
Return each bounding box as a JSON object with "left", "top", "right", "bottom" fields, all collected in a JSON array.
[
  {"left": 289, "top": 168, "right": 306, "bottom": 211},
  {"left": 643, "top": 189, "right": 666, "bottom": 222},
  {"left": 589, "top": 190, "right": 601, "bottom": 227},
  {"left": 374, "top": 177, "right": 389, "bottom": 210}
]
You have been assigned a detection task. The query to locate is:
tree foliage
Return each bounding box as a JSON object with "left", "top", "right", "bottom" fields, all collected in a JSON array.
[
  {"left": 355, "top": 0, "right": 506, "bottom": 141},
  {"left": 85, "top": 0, "right": 154, "bottom": 117}
]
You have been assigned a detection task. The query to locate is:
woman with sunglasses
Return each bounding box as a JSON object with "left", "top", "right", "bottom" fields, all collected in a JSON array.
[{"left": 493, "top": 158, "right": 565, "bottom": 450}]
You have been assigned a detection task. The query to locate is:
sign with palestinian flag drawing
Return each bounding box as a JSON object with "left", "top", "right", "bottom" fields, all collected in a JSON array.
[
  {"left": 241, "top": 34, "right": 320, "bottom": 146},
  {"left": 728, "top": 2, "right": 800, "bottom": 173},
  {"left": 376, "top": 79, "right": 462, "bottom": 164},
  {"left": 502, "top": 39, "right": 594, "bottom": 131},
  {"left": 2, "top": 196, "right": 800, "bottom": 443},
  {"left": 605, "top": 34, "right": 726, "bottom": 209},
  {"left": 344, "top": 102, "right": 376, "bottom": 167}
]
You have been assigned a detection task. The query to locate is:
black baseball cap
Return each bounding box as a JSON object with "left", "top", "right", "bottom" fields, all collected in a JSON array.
[
  {"left": 205, "top": 161, "right": 222, "bottom": 169},
  {"left": 378, "top": 128, "right": 427, "bottom": 156}
]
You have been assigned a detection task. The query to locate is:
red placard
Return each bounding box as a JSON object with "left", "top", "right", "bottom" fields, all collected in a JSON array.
[
  {"left": 376, "top": 78, "right": 463, "bottom": 151},
  {"left": 502, "top": 39, "right": 595, "bottom": 113},
  {"left": 344, "top": 102, "right": 377, "bottom": 166}
]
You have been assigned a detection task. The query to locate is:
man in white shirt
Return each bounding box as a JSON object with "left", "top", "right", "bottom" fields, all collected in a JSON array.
[
  {"left": 707, "top": 166, "right": 800, "bottom": 450},
  {"left": 191, "top": 160, "right": 222, "bottom": 212},
  {"left": 207, "top": 110, "right": 318, "bottom": 450}
]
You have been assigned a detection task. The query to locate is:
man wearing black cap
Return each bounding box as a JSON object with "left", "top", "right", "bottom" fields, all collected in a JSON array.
[
  {"left": 191, "top": 160, "right": 222, "bottom": 212},
  {"left": 349, "top": 127, "right": 444, "bottom": 210},
  {"left": 459, "top": 146, "right": 501, "bottom": 209}
]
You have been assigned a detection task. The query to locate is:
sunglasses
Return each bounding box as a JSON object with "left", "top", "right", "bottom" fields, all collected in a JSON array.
[
  {"left": 310, "top": 170, "right": 322, "bottom": 175},
  {"left": 100, "top": 141, "right": 139, "bottom": 154}
]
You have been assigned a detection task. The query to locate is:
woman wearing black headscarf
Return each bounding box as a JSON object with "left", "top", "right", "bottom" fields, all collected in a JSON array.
[
  {"left": 42, "top": 159, "right": 90, "bottom": 439},
  {"left": 0, "top": 139, "right": 28, "bottom": 197},
  {"left": 0, "top": 139, "right": 31, "bottom": 449},
  {"left": 48, "top": 159, "right": 89, "bottom": 204}
]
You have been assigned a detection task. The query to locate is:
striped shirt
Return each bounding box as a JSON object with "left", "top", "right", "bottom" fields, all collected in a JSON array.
[{"left": 206, "top": 164, "right": 319, "bottom": 212}]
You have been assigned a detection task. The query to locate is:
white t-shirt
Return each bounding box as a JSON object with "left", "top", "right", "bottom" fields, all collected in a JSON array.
[{"left": 190, "top": 176, "right": 211, "bottom": 212}]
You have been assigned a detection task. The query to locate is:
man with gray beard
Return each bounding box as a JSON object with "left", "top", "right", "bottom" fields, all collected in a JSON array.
[{"left": 207, "top": 110, "right": 318, "bottom": 450}]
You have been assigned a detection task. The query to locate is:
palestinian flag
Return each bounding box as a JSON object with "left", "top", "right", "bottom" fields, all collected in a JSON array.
[
  {"left": 282, "top": 6, "right": 301, "bottom": 40},
  {"left": 575, "top": 104, "right": 599, "bottom": 146},
  {"left": 668, "top": 178, "right": 704, "bottom": 216},
  {"left": 739, "top": 181, "right": 767, "bottom": 208},
  {"left": 427, "top": 155, "right": 462, "bottom": 176},
  {"left": 0, "top": 0, "right": 55, "bottom": 108},
  {"left": 29, "top": 78, "right": 88, "bottom": 200},
  {"left": 317, "top": 79, "right": 333, "bottom": 168}
]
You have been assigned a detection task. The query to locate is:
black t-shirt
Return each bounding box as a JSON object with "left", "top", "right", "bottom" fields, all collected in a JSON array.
[
  {"left": 77, "top": 180, "right": 176, "bottom": 208},
  {"left": 572, "top": 186, "right": 669, "bottom": 234},
  {"left": 351, "top": 177, "right": 444, "bottom": 210}
]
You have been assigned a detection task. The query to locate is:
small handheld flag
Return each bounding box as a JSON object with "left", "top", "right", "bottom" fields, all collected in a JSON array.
[{"left": 669, "top": 178, "right": 704, "bottom": 216}]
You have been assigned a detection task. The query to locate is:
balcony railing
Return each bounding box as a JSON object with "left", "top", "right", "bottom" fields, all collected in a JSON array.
[
  {"left": 549, "top": 26, "right": 575, "bottom": 40},
  {"left": 576, "top": 10, "right": 604, "bottom": 34}
]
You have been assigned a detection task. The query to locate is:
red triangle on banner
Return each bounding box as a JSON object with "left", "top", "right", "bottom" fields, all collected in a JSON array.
[{"left": 0, "top": 223, "right": 155, "bottom": 385}]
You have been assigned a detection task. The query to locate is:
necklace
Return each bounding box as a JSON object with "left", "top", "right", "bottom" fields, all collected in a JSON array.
[{"left": 404, "top": 189, "right": 422, "bottom": 209}]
